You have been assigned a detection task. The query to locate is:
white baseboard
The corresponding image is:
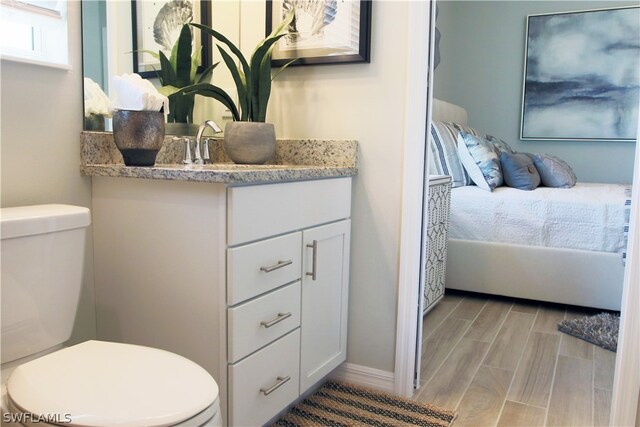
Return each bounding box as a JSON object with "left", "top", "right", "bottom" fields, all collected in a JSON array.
[{"left": 329, "top": 362, "right": 395, "bottom": 393}]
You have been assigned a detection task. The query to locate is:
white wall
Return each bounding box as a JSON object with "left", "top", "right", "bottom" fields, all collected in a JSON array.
[
  {"left": 239, "top": 1, "right": 412, "bottom": 372},
  {"left": 0, "top": 2, "right": 96, "bottom": 344}
]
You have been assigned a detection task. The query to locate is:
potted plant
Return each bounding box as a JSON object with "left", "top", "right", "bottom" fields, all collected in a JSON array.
[
  {"left": 179, "top": 12, "right": 296, "bottom": 164},
  {"left": 141, "top": 24, "right": 215, "bottom": 126}
]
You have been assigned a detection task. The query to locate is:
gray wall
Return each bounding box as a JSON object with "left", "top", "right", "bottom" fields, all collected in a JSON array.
[
  {"left": 435, "top": 0, "right": 637, "bottom": 184},
  {"left": 1, "top": 2, "right": 96, "bottom": 344}
]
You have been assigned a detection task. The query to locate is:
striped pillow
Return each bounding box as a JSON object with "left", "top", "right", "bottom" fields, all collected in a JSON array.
[{"left": 429, "top": 121, "right": 482, "bottom": 187}]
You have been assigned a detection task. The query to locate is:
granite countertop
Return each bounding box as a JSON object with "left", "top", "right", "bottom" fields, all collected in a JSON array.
[{"left": 80, "top": 132, "right": 358, "bottom": 184}]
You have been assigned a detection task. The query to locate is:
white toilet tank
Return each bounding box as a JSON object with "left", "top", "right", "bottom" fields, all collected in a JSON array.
[{"left": 1, "top": 205, "right": 91, "bottom": 364}]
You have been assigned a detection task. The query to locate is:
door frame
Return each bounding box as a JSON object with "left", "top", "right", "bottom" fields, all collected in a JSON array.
[
  {"left": 393, "top": 0, "right": 435, "bottom": 397},
  {"left": 610, "top": 116, "right": 640, "bottom": 425},
  {"left": 394, "top": 5, "right": 640, "bottom": 425}
]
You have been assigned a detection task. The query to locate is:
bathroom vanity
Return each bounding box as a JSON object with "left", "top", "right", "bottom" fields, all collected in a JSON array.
[{"left": 81, "top": 133, "right": 357, "bottom": 426}]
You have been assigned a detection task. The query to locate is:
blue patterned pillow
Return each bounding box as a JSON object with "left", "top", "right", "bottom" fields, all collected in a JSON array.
[
  {"left": 486, "top": 134, "right": 515, "bottom": 155},
  {"left": 531, "top": 154, "right": 577, "bottom": 188},
  {"left": 457, "top": 132, "right": 503, "bottom": 191},
  {"left": 429, "top": 122, "right": 482, "bottom": 187}
]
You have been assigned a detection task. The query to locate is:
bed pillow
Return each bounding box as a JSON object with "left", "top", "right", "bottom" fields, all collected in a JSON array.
[
  {"left": 429, "top": 121, "right": 482, "bottom": 188},
  {"left": 485, "top": 134, "right": 515, "bottom": 155},
  {"left": 500, "top": 152, "right": 541, "bottom": 190},
  {"left": 531, "top": 154, "right": 577, "bottom": 188},
  {"left": 457, "top": 132, "right": 503, "bottom": 191}
]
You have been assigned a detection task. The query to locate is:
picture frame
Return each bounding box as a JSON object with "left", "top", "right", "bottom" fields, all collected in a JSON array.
[
  {"left": 265, "top": 0, "right": 372, "bottom": 66},
  {"left": 131, "top": 0, "right": 211, "bottom": 79},
  {"left": 520, "top": 6, "right": 639, "bottom": 141}
]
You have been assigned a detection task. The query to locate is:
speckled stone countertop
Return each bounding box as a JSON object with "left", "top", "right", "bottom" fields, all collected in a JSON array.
[{"left": 80, "top": 132, "right": 358, "bottom": 184}]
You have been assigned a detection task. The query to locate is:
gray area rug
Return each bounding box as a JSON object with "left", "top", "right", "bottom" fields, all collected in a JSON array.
[{"left": 558, "top": 312, "right": 619, "bottom": 352}]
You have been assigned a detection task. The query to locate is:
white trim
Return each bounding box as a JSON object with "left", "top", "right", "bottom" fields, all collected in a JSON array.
[
  {"left": 330, "top": 363, "right": 395, "bottom": 393},
  {"left": 610, "top": 107, "right": 640, "bottom": 426},
  {"left": 0, "top": 54, "right": 71, "bottom": 70},
  {"left": 394, "top": 0, "right": 433, "bottom": 398},
  {"left": 1, "top": 0, "right": 63, "bottom": 18}
]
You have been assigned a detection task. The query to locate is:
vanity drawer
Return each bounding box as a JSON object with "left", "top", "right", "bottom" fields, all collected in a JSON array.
[
  {"left": 227, "top": 178, "right": 352, "bottom": 245},
  {"left": 227, "top": 232, "right": 301, "bottom": 305},
  {"left": 228, "top": 281, "right": 301, "bottom": 363},
  {"left": 228, "top": 329, "right": 300, "bottom": 427}
]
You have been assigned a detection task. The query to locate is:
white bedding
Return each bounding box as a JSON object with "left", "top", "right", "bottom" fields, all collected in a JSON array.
[{"left": 450, "top": 183, "right": 629, "bottom": 254}]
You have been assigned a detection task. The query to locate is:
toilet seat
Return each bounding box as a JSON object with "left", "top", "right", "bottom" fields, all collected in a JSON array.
[{"left": 6, "top": 341, "right": 219, "bottom": 427}]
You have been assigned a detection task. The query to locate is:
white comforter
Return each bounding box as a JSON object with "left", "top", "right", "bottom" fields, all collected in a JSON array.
[{"left": 450, "top": 183, "right": 629, "bottom": 254}]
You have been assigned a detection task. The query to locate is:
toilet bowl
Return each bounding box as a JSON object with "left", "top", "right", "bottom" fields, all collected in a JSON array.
[{"left": 0, "top": 205, "right": 221, "bottom": 426}]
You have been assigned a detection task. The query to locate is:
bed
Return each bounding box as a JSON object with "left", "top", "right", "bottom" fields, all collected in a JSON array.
[{"left": 431, "top": 99, "right": 628, "bottom": 311}]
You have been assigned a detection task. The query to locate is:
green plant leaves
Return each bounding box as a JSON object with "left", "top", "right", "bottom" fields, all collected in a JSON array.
[
  {"left": 191, "top": 23, "right": 251, "bottom": 83},
  {"left": 167, "top": 92, "right": 195, "bottom": 123},
  {"left": 217, "top": 46, "right": 249, "bottom": 121},
  {"left": 159, "top": 51, "right": 176, "bottom": 86},
  {"left": 181, "top": 83, "right": 240, "bottom": 121},
  {"left": 175, "top": 24, "right": 193, "bottom": 87},
  {"left": 197, "top": 61, "right": 219, "bottom": 84},
  {"left": 251, "top": 33, "right": 287, "bottom": 122},
  {"left": 157, "top": 85, "right": 181, "bottom": 97},
  {"left": 190, "top": 11, "right": 295, "bottom": 122}
]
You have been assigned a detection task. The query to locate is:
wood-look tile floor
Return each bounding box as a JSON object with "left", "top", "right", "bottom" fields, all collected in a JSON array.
[{"left": 413, "top": 291, "right": 617, "bottom": 427}]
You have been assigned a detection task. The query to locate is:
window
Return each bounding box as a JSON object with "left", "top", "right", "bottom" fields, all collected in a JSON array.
[{"left": 0, "top": 0, "right": 70, "bottom": 68}]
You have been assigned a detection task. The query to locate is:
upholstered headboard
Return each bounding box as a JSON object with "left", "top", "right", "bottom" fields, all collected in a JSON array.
[{"left": 433, "top": 98, "right": 468, "bottom": 125}]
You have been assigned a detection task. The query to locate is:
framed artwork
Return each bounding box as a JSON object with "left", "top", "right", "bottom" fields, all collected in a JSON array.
[
  {"left": 131, "top": 0, "right": 211, "bottom": 78},
  {"left": 265, "top": 0, "right": 372, "bottom": 66},
  {"left": 520, "top": 6, "right": 639, "bottom": 141}
]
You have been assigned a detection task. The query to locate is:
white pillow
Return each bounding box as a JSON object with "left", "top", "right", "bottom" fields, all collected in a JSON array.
[{"left": 457, "top": 132, "right": 503, "bottom": 191}]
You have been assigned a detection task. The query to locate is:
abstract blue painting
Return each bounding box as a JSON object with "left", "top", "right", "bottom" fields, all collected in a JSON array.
[{"left": 521, "top": 6, "right": 640, "bottom": 141}]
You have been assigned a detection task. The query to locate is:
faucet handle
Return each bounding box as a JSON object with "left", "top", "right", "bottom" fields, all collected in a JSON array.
[
  {"left": 182, "top": 138, "right": 192, "bottom": 165},
  {"left": 203, "top": 138, "right": 212, "bottom": 164},
  {"left": 193, "top": 137, "right": 204, "bottom": 165}
]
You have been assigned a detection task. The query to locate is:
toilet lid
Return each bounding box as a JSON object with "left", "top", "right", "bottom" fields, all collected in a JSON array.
[{"left": 7, "top": 340, "right": 219, "bottom": 427}]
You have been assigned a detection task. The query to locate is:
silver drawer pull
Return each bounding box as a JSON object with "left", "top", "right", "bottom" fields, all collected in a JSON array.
[
  {"left": 260, "top": 260, "right": 293, "bottom": 273},
  {"left": 260, "top": 376, "right": 291, "bottom": 396},
  {"left": 306, "top": 240, "right": 318, "bottom": 281},
  {"left": 260, "top": 312, "right": 292, "bottom": 328}
]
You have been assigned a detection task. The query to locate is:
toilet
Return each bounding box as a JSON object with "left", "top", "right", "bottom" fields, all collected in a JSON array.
[{"left": 1, "top": 205, "right": 221, "bottom": 426}]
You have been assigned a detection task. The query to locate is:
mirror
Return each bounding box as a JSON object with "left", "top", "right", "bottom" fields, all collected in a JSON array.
[{"left": 81, "top": 0, "right": 240, "bottom": 134}]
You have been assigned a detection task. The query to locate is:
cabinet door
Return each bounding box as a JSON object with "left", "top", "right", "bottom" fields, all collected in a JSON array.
[{"left": 300, "top": 219, "right": 351, "bottom": 392}]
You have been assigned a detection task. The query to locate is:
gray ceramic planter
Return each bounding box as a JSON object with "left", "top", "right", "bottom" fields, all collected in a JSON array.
[
  {"left": 224, "top": 122, "right": 276, "bottom": 164},
  {"left": 113, "top": 110, "right": 165, "bottom": 166}
]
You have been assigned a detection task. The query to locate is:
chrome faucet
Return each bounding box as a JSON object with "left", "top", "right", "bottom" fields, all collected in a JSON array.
[{"left": 194, "top": 120, "right": 223, "bottom": 165}]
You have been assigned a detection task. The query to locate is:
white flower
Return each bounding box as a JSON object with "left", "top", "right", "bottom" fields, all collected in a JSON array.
[{"left": 84, "top": 78, "right": 111, "bottom": 117}]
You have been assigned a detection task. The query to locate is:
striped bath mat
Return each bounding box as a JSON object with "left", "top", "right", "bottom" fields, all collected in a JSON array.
[{"left": 273, "top": 381, "right": 456, "bottom": 426}]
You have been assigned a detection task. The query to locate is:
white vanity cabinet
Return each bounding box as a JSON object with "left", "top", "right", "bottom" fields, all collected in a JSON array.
[
  {"left": 225, "top": 179, "right": 351, "bottom": 426},
  {"left": 300, "top": 220, "right": 350, "bottom": 391},
  {"left": 92, "top": 176, "right": 352, "bottom": 427}
]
